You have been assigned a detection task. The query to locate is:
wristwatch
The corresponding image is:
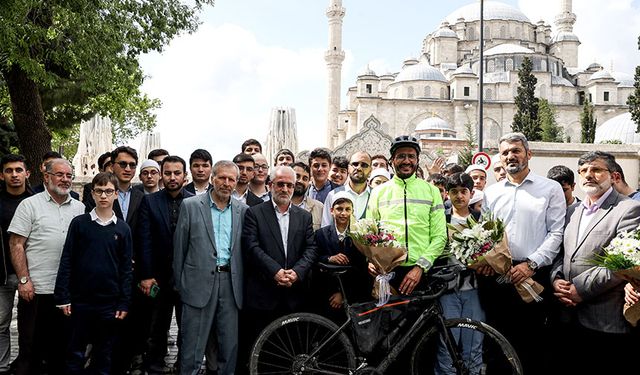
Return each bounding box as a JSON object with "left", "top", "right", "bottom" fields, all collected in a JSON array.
[
  {"left": 526, "top": 259, "right": 538, "bottom": 271},
  {"left": 19, "top": 276, "right": 29, "bottom": 285}
]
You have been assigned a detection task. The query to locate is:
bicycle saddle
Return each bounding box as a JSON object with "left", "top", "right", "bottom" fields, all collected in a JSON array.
[{"left": 317, "top": 262, "right": 352, "bottom": 274}]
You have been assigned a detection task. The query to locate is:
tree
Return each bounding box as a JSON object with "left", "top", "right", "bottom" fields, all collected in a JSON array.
[
  {"left": 0, "top": 1, "right": 213, "bottom": 183},
  {"left": 512, "top": 57, "right": 541, "bottom": 140},
  {"left": 538, "top": 99, "right": 563, "bottom": 142},
  {"left": 628, "top": 36, "right": 640, "bottom": 132},
  {"left": 457, "top": 120, "right": 477, "bottom": 169},
  {"left": 581, "top": 97, "right": 597, "bottom": 143}
]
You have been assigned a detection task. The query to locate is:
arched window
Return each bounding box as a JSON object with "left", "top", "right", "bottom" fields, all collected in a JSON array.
[
  {"left": 541, "top": 60, "right": 547, "bottom": 72},
  {"left": 407, "top": 86, "right": 414, "bottom": 99},
  {"left": 489, "top": 122, "right": 500, "bottom": 141},
  {"left": 424, "top": 86, "right": 431, "bottom": 98},
  {"left": 485, "top": 88, "right": 493, "bottom": 100},
  {"left": 506, "top": 58, "right": 514, "bottom": 71},
  {"left": 440, "top": 87, "right": 447, "bottom": 99},
  {"left": 500, "top": 25, "right": 506, "bottom": 39},
  {"left": 487, "top": 60, "right": 495, "bottom": 73}
]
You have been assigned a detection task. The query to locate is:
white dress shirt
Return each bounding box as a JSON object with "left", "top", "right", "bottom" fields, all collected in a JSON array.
[
  {"left": 273, "top": 201, "right": 291, "bottom": 259},
  {"left": 483, "top": 171, "right": 566, "bottom": 267}
]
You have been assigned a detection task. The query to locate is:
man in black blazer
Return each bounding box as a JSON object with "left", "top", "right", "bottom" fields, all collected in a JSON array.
[
  {"left": 137, "top": 156, "right": 194, "bottom": 373},
  {"left": 241, "top": 165, "right": 318, "bottom": 356},
  {"left": 184, "top": 149, "right": 213, "bottom": 196},
  {"left": 232, "top": 153, "right": 265, "bottom": 207}
]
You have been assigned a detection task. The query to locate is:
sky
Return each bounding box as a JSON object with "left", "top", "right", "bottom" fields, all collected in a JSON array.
[{"left": 137, "top": 0, "right": 640, "bottom": 162}]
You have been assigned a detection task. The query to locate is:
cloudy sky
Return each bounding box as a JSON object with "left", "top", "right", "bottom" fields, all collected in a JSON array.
[{"left": 138, "top": 0, "right": 640, "bottom": 162}]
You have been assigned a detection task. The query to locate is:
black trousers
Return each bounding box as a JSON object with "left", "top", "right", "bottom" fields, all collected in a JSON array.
[
  {"left": 67, "top": 303, "right": 118, "bottom": 375},
  {"left": 146, "top": 286, "right": 182, "bottom": 368},
  {"left": 15, "top": 294, "right": 70, "bottom": 375},
  {"left": 111, "top": 288, "right": 153, "bottom": 374}
]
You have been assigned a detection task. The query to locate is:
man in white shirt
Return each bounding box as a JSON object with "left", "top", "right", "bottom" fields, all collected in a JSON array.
[{"left": 481, "top": 132, "right": 565, "bottom": 374}]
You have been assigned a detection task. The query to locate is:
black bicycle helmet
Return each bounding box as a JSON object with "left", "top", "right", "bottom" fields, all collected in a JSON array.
[{"left": 390, "top": 135, "right": 421, "bottom": 157}]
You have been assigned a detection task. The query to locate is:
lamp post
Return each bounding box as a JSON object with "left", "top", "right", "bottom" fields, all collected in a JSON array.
[{"left": 478, "top": 0, "right": 484, "bottom": 152}]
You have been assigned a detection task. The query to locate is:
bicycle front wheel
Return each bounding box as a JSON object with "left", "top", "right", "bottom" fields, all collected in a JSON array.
[
  {"left": 411, "top": 318, "right": 522, "bottom": 375},
  {"left": 249, "top": 312, "right": 357, "bottom": 375}
]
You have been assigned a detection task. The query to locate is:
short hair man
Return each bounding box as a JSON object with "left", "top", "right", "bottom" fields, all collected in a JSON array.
[
  {"left": 9, "top": 158, "right": 85, "bottom": 374},
  {"left": 231, "top": 153, "right": 263, "bottom": 207},
  {"left": 147, "top": 149, "right": 170, "bottom": 163},
  {"left": 367, "top": 136, "right": 447, "bottom": 296},
  {"left": 241, "top": 139, "right": 262, "bottom": 155},
  {"left": 273, "top": 149, "right": 295, "bottom": 166},
  {"left": 307, "top": 148, "right": 338, "bottom": 204},
  {"left": 547, "top": 165, "right": 580, "bottom": 209},
  {"left": 481, "top": 132, "right": 565, "bottom": 374},
  {"left": 249, "top": 153, "right": 270, "bottom": 202},
  {"left": 322, "top": 151, "right": 372, "bottom": 228},
  {"left": 464, "top": 164, "right": 487, "bottom": 191},
  {"left": 138, "top": 156, "right": 194, "bottom": 373},
  {"left": 31, "top": 151, "right": 80, "bottom": 200},
  {"left": 551, "top": 151, "right": 640, "bottom": 374},
  {"left": 441, "top": 163, "right": 464, "bottom": 177},
  {"left": 175, "top": 161, "right": 247, "bottom": 375},
  {"left": 609, "top": 161, "right": 640, "bottom": 200},
  {"left": 328, "top": 156, "right": 348, "bottom": 186},
  {"left": 290, "top": 162, "right": 324, "bottom": 231},
  {"left": 491, "top": 153, "right": 506, "bottom": 182},
  {"left": 0, "top": 154, "right": 32, "bottom": 373},
  {"left": 242, "top": 166, "right": 318, "bottom": 365},
  {"left": 185, "top": 149, "right": 213, "bottom": 195},
  {"left": 83, "top": 152, "right": 115, "bottom": 203},
  {"left": 371, "top": 154, "right": 389, "bottom": 171},
  {"left": 54, "top": 172, "right": 133, "bottom": 374},
  {"left": 138, "top": 160, "right": 161, "bottom": 194}
]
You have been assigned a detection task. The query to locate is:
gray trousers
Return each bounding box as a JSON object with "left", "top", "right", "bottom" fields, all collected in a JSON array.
[
  {"left": 180, "top": 272, "right": 238, "bottom": 375},
  {"left": 0, "top": 274, "right": 17, "bottom": 372}
]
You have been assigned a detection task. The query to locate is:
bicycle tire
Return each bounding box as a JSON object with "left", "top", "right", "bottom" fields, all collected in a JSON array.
[
  {"left": 410, "top": 318, "right": 523, "bottom": 375},
  {"left": 249, "top": 312, "right": 357, "bottom": 375}
]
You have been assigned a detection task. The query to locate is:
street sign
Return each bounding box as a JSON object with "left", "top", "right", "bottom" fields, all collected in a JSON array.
[{"left": 471, "top": 152, "right": 491, "bottom": 170}]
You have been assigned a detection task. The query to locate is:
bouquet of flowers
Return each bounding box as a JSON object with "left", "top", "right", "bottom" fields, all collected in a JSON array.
[
  {"left": 350, "top": 218, "right": 407, "bottom": 306},
  {"left": 593, "top": 228, "right": 640, "bottom": 326},
  {"left": 447, "top": 213, "right": 544, "bottom": 303}
]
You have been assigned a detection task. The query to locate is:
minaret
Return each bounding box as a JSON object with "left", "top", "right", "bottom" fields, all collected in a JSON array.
[
  {"left": 551, "top": 0, "right": 580, "bottom": 68},
  {"left": 325, "top": 0, "right": 345, "bottom": 148}
]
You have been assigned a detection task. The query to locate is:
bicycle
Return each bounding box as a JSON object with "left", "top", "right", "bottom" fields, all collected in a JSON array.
[{"left": 249, "top": 262, "right": 523, "bottom": 374}]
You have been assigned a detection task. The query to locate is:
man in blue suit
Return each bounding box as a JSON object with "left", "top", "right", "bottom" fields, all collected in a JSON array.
[
  {"left": 138, "top": 155, "right": 194, "bottom": 373},
  {"left": 174, "top": 160, "right": 247, "bottom": 375}
]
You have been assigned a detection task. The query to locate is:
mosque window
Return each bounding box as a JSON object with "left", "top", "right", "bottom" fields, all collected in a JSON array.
[
  {"left": 485, "top": 88, "right": 493, "bottom": 100},
  {"left": 407, "top": 86, "right": 414, "bottom": 99},
  {"left": 500, "top": 26, "right": 506, "bottom": 39},
  {"left": 487, "top": 60, "right": 495, "bottom": 73},
  {"left": 541, "top": 60, "right": 547, "bottom": 72},
  {"left": 604, "top": 92, "right": 610, "bottom": 102},
  {"left": 489, "top": 122, "right": 500, "bottom": 141},
  {"left": 424, "top": 86, "right": 431, "bottom": 98},
  {"left": 506, "top": 58, "right": 514, "bottom": 71},
  {"left": 440, "top": 87, "right": 447, "bottom": 99},
  {"left": 464, "top": 87, "right": 470, "bottom": 97},
  {"left": 366, "top": 84, "right": 372, "bottom": 94},
  {"left": 589, "top": 93, "right": 592, "bottom": 102}
]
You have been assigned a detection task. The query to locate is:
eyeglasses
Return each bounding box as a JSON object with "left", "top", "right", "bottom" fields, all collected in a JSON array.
[
  {"left": 577, "top": 166, "right": 610, "bottom": 177},
  {"left": 394, "top": 153, "right": 417, "bottom": 161},
  {"left": 255, "top": 164, "right": 269, "bottom": 171},
  {"left": 116, "top": 161, "right": 137, "bottom": 169},
  {"left": 274, "top": 181, "right": 294, "bottom": 189},
  {"left": 93, "top": 188, "right": 115, "bottom": 196},
  {"left": 47, "top": 172, "right": 74, "bottom": 180},
  {"left": 141, "top": 170, "right": 159, "bottom": 177},
  {"left": 350, "top": 162, "right": 370, "bottom": 169}
]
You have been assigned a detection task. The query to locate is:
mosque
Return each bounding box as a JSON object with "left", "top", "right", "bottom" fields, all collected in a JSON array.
[{"left": 323, "top": 0, "right": 637, "bottom": 157}]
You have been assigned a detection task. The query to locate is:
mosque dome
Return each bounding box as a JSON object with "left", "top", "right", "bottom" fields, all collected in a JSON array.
[
  {"left": 415, "top": 117, "right": 453, "bottom": 131},
  {"left": 589, "top": 70, "right": 615, "bottom": 81},
  {"left": 612, "top": 72, "right": 635, "bottom": 87},
  {"left": 552, "top": 31, "right": 580, "bottom": 43},
  {"left": 586, "top": 62, "right": 603, "bottom": 71},
  {"left": 395, "top": 62, "right": 448, "bottom": 83},
  {"left": 445, "top": 1, "right": 531, "bottom": 24},
  {"left": 594, "top": 113, "right": 640, "bottom": 144},
  {"left": 452, "top": 65, "right": 476, "bottom": 76},
  {"left": 358, "top": 65, "right": 378, "bottom": 77},
  {"left": 433, "top": 22, "right": 458, "bottom": 38},
  {"left": 484, "top": 43, "right": 535, "bottom": 56}
]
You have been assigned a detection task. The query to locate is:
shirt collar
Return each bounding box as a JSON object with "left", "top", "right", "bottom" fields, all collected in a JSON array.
[
  {"left": 582, "top": 186, "right": 614, "bottom": 214},
  {"left": 504, "top": 170, "right": 535, "bottom": 187},
  {"left": 118, "top": 185, "right": 133, "bottom": 194},
  {"left": 344, "top": 181, "right": 371, "bottom": 196},
  {"left": 272, "top": 200, "right": 291, "bottom": 215},
  {"left": 311, "top": 179, "right": 331, "bottom": 192},
  {"left": 165, "top": 188, "right": 184, "bottom": 200},
  {"left": 43, "top": 186, "right": 72, "bottom": 205},
  {"left": 209, "top": 191, "right": 231, "bottom": 210},
  {"left": 335, "top": 224, "right": 348, "bottom": 241},
  {"left": 89, "top": 208, "right": 118, "bottom": 225}
]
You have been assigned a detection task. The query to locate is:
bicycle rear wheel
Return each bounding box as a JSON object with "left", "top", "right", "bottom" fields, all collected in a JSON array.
[
  {"left": 410, "top": 318, "right": 522, "bottom": 375},
  {"left": 249, "top": 312, "right": 357, "bottom": 375}
]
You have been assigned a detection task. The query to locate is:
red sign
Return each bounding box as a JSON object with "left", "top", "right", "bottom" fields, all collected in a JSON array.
[{"left": 471, "top": 152, "right": 491, "bottom": 170}]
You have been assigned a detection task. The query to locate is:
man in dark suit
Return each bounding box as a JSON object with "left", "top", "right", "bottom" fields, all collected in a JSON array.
[
  {"left": 232, "top": 153, "right": 264, "bottom": 206},
  {"left": 174, "top": 160, "right": 247, "bottom": 375},
  {"left": 241, "top": 166, "right": 318, "bottom": 355},
  {"left": 138, "top": 155, "right": 194, "bottom": 373},
  {"left": 551, "top": 151, "right": 640, "bottom": 374},
  {"left": 184, "top": 149, "right": 213, "bottom": 196}
]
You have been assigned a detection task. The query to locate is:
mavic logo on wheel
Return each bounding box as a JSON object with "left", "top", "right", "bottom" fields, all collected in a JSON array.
[
  {"left": 281, "top": 317, "right": 300, "bottom": 325},
  {"left": 457, "top": 323, "right": 478, "bottom": 330}
]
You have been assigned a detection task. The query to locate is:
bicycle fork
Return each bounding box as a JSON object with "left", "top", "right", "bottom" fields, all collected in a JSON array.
[{"left": 436, "top": 313, "right": 470, "bottom": 375}]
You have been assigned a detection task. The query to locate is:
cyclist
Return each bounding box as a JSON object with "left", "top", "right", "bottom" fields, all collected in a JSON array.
[{"left": 366, "top": 135, "right": 447, "bottom": 295}]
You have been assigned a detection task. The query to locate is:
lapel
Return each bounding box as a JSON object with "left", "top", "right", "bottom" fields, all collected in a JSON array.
[
  {"left": 571, "top": 190, "right": 618, "bottom": 259},
  {"left": 152, "top": 192, "right": 171, "bottom": 233},
  {"left": 127, "top": 188, "right": 144, "bottom": 222},
  {"left": 230, "top": 199, "right": 242, "bottom": 252},
  {"left": 287, "top": 206, "right": 299, "bottom": 258},
  {"left": 112, "top": 200, "right": 124, "bottom": 220},
  {"left": 198, "top": 192, "right": 217, "bottom": 251},
  {"left": 264, "top": 202, "right": 286, "bottom": 256}
]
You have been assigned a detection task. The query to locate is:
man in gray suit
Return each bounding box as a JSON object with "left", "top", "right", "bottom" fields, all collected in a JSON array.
[
  {"left": 174, "top": 160, "right": 247, "bottom": 375},
  {"left": 551, "top": 151, "right": 640, "bottom": 374}
]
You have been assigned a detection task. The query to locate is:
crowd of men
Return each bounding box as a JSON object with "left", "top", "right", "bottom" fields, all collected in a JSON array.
[{"left": 0, "top": 132, "right": 639, "bottom": 375}]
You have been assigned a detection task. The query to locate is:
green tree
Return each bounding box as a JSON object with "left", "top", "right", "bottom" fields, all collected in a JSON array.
[
  {"left": 457, "top": 120, "right": 476, "bottom": 169},
  {"left": 512, "top": 56, "right": 541, "bottom": 140},
  {"left": 538, "top": 98, "right": 563, "bottom": 142},
  {"left": 628, "top": 36, "right": 640, "bottom": 132},
  {"left": 581, "top": 97, "right": 597, "bottom": 143},
  {"left": 0, "top": 0, "right": 213, "bottom": 183}
]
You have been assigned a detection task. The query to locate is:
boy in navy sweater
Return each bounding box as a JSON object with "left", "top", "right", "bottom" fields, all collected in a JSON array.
[{"left": 54, "top": 172, "right": 133, "bottom": 374}]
